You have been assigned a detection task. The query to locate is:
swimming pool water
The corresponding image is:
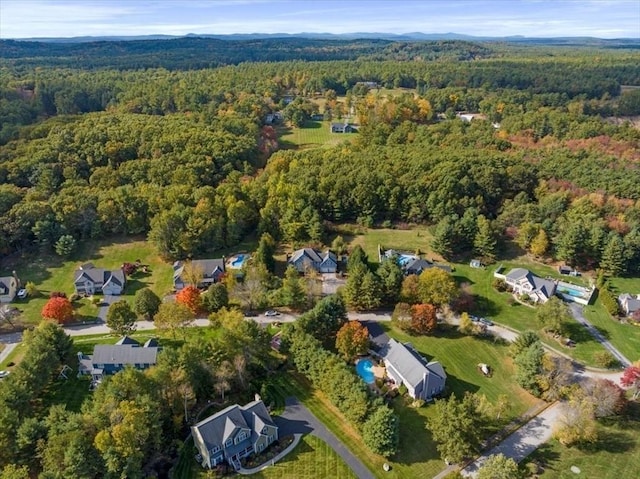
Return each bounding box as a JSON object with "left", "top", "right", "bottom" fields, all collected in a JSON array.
[
  {"left": 356, "top": 359, "right": 375, "bottom": 384},
  {"left": 558, "top": 287, "right": 585, "bottom": 298},
  {"left": 231, "top": 254, "right": 245, "bottom": 267}
]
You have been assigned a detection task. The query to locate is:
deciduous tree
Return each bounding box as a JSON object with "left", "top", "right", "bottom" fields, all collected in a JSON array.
[
  {"left": 410, "top": 303, "right": 438, "bottom": 335},
  {"left": 175, "top": 285, "right": 202, "bottom": 315},
  {"left": 335, "top": 321, "right": 370, "bottom": 360},
  {"left": 418, "top": 268, "right": 458, "bottom": 307},
  {"left": 41, "top": 296, "right": 74, "bottom": 324},
  {"left": 582, "top": 378, "right": 627, "bottom": 417},
  {"left": 362, "top": 405, "right": 399, "bottom": 458},
  {"left": 620, "top": 364, "right": 640, "bottom": 399},
  {"left": 106, "top": 299, "right": 137, "bottom": 336},
  {"left": 554, "top": 397, "right": 598, "bottom": 446},
  {"left": 477, "top": 454, "right": 521, "bottom": 479},
  {"left": 530, "top": 228, "right": 549, "bottom": 257},
  {"left": 133, "top": 287, "right": 161, "bottom": 320},
  {"left": 536, "top": 297, "right": 570, "bottom": 335},
  {"left": 154, "top": 302, "right": 193, "bottom": 338},
  {"left": 400, "top": 274, "right": 421, "bottom": 304}
]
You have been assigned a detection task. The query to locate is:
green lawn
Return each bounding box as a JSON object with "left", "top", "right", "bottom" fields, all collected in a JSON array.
[
  {"left": 252, "top": 435, "right": 357, "bottom": 479},
  {"left": 346, "top": 226, "right": 440, "bottom": 264},
  {"left": 278, "top": 121, "right": 355, "bottom": 149},
  {"left": 2, "top": 237, "right": 174, "bottom": 327},
  {"left": 522, "top": 405, "right": 640, "bottom": 478}
]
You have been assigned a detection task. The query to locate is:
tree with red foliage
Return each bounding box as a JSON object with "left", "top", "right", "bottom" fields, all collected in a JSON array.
[
  {"left": 620, "top": 364, "right": 640, "bottom": 399},
  {"left": 121, "top": 262, "right": 137, "bottom": 276},
  {"left": 175, "top": 285, "right": 203, "bottom": 315},
  {"left": 42, "top": 296, "right": 74, "bottom": 324},
  {"left": 410, "top": 303, "right": 437, "bottom": 335}
]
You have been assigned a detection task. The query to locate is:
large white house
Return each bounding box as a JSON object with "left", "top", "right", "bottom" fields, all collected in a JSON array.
[
  {"left": 382, "top": 338, "right": 447, "bottom": 401},
  {"left": 619, "top": 293, "right": 640, "bottom": 316},
  {"left": 498, "top": 268, "right": 556, "bottom": 303}
]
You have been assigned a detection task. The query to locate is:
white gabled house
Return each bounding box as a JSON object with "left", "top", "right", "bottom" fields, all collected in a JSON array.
[
  {"left": 288, "top": 248, "right": 338, "bottom": 274},
  {"left": 497, "top": 267, "right": 556, "bottom": 304},
  {"left": 381, "top": 338, "right": 446, "bottom": 401}
]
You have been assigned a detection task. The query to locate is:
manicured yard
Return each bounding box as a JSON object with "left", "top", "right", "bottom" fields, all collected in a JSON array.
[
  {"left": 522, "top": 405, "right": 640, "bottom": 478},
  {"left": 346, "top": 226, "right": 440, "bottom": 264},
  {"left": 267, "top": 323, "right": 542, "bottom": 479},
  {"left": 3, "top": 237, "right": 174, "bottom": 327},
  {"left": 278, "top": 121, "right": 354, "bottom": 149},
  {"left": 252, "top": 435, "right": 357, "bottom": 479}
]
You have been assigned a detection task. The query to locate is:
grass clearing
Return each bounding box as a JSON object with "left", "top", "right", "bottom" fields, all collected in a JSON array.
[
  {"left": 345, "top": 226, "right": 441, "bottom": 264},
  {"left": 277, "top": 121, "right": 355, "bottom": 150},
  {"left": 3, "top": 237, "right": 174, "bottom": 327},
  {"left": 522, "top": 404, "right": 640, "bottom": 478}
]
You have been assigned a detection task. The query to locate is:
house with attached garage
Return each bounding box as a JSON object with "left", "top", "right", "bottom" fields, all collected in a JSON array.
[
  {"left": 192, "top": 398, "right": 278, "bottom": 471},
  {"left": 381, "top": 338, "right": 447, "bottom": 401},
  {"left": 73, "top": 263, "right": 125, "bottom": 296},
  {"left": 288, "top": 248, "right": 338, "bottom": 274},
  {"left": 618, "top": 293, "right": 640, "bottom": 316},
  {"left": 330, "top": 122, "right": 356, "bottom": 133},
  {"left": 0, "top": 272, "right": 19, "bottom": 303},
  {"left": 77, "top": 336, "right": 159, "bottom": 381},
  {"left": 173, "top": 258, "right": 225, "bottom": 291},
  {"left": 496, "top": 267, "right": 556, "bottom": 304}
]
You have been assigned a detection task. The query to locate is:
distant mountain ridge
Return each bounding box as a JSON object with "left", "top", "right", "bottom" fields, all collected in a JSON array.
[{"left": 10, "top": 32, "right": 640, "bottom": 45}]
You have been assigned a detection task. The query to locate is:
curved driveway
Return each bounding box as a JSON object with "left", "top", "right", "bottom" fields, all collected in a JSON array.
[{"left": 276, "top": 397, "right": 374, "bottom": 479}]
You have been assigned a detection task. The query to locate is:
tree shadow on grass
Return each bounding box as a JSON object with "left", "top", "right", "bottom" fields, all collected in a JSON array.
[
  {"left": 526, "top": 442, "right": 561, "bottom": 471},
  {"left": 473, "top": 294, "right": 500, "bottom": 317},
  {"left": 574, "top": 428, "right": 634, "bottom": 454},
  {"left": 564, "top": 321, "right": 597, "bottom": 344}
]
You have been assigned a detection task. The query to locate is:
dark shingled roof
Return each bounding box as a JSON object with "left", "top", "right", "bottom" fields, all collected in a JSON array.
[{"left": 92, "top": 344, "right": 158, "bottom": 366}]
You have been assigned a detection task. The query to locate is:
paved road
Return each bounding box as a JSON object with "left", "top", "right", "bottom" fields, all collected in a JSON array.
[
  {"left": 461, "top": 403, "right": 563, "bottom": 478},
  {"left": 568, "top": 303, "right": 631, "bottom": 367},
  {"left": 276, "top": 397, "right": 374, "bottom": 479}
]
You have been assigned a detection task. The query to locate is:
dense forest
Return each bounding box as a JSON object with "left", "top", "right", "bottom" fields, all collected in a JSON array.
[{"left": 1, "top": 39, "right": 639, "bottom": 272}]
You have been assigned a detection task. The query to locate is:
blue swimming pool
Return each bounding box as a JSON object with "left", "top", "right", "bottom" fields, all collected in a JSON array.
[
  {"left": 397, "top": 254, "right": 417, "bottom": 267},
  {"left": 228, "top": 254, "right": 250, "bottom": 269},
  {"left": 558, "top": 286, "right": 586, "bottom": 298},
  {"left": 356, "top": 359, "right": 375, "bottom": 384}
]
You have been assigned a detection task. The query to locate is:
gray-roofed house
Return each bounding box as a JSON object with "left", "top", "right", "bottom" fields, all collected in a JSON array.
[
  {"left": 404, "top": 258, "right": 452, "bottom": 275},
  {"left": 381, "top": 338, "right": 446, "bottom": 401},
  {"left": 73, "top": 263, "right": 126, "bottom": 296},
  {"left": 503, "top": 268, "right": 556, "bottom": 303},
  {"left": 173, "top": 259, "right": 225, "bottom": 291},
  {"left": 330, "top": 122, "right": 355, "bottom": 133},
  {"left": 78, "top": 336, "right": 159, "bottom": 380},
  {"left": 619, "top": 293, "right": 640, "bottom": 316},
  {"left": 192, "top": 399, "right": 278, "bottom": 471},
  {"left": 0, "top": 272, "right": 19, "bottom": 303},
  {"left": 288, "top": 248, "right": 338, "bottom": 274}
]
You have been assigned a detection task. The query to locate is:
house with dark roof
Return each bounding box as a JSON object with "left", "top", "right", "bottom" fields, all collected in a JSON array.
[
  {"left": 73, "top": 263, "right": 125, "bottom": 296},
  {"left": 502, "top": 268, "right": 556, "bottom": 303},
  {"left": 619, "top": 293, "right": 640, "bottom": 316},
  {"left": 288, "top": 248, "right": 338, "bottom": 274},
  {"left": 192, "top": 399, "right": 278, "bottom": 470},
  {"left": 330, "top": 122, "right": 356, "bottom": 133},
  {"left": 381, "top": 338, "right": 446, "bottom": 401},
  {"left": 380, "top": 249, "right": 451, "bottom": 276},
  {"left": 173, "top": 259, "right": 225, "bottom": 291},
  {"left": 78, "top": 336, "right": 159, "bottom": 380},
  {"left": 0, "top": 272, "right": 19, "bottom": 303}
]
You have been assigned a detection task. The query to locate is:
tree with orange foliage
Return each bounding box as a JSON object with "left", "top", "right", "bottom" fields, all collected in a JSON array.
[
  {"left": 336, "top": 321, "right": 370, "bottom": 360},
  {"left": 42, "top": 296, "right": 74, "bottom": 324},
  {"left": 410, "top": 303, "right": 437, "bottom": 335},
  {"left": 175, "top": 285, "right": 202, "bottom": 315}
]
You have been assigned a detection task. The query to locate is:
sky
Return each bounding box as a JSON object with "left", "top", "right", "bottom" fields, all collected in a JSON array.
[{"left": 1, "top": 0, "right": 639, "bottom": 39}]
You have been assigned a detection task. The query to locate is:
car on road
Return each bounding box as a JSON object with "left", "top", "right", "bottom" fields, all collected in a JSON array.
[
  {"left": 479, "top": 317, "right": 494, "bottom": 326},
  {"left": 0, "top": 371, "right": 10, "bottom": 379},
  {"left": 244, "top": 311, "right": 258, "bottom": 317},
  {"left": 17, "top": 289, "right": 27, "bottom": 299},
  {"left": 470, "top": 315, "right": 480, "bottom": 322},
  {"left": 264, "top": 310, "right": 281, "bottom": 317}
]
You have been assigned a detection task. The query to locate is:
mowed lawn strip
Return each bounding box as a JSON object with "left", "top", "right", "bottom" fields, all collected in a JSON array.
[
  {"left": 278, "top": 121, "right": 354, "bottom": 150},
  {"left": 252, "top": 435, "right": 357, "bottom": 479}
]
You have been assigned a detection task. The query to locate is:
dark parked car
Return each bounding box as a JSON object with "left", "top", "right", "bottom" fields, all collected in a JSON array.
[{"left": 479, "top": 318, "right": 494, "bottom": 326}]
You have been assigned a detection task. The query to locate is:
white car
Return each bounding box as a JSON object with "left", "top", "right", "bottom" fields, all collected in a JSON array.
[
  {"left": 0, "top": 371, "right": 10, "bottom": 379},
  {"left": 264, "top": 310, "right": 280, "bottom": 317},
  {"left": 17, "top": 289, "right": 27, "bottom": 299}
]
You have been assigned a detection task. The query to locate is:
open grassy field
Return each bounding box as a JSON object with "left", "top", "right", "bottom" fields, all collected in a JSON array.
[
  {"left": 522, "top": 404, "right": 640, "bottom": 478},
  {"left": 345, "top": 226, "right": 441, "bottom": 264},
  {"left": 277, "top": 121, "right": 355, "bottom": 149},
  {"left": 2, "top": 237, "right": 174, "bottom": 326}
]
